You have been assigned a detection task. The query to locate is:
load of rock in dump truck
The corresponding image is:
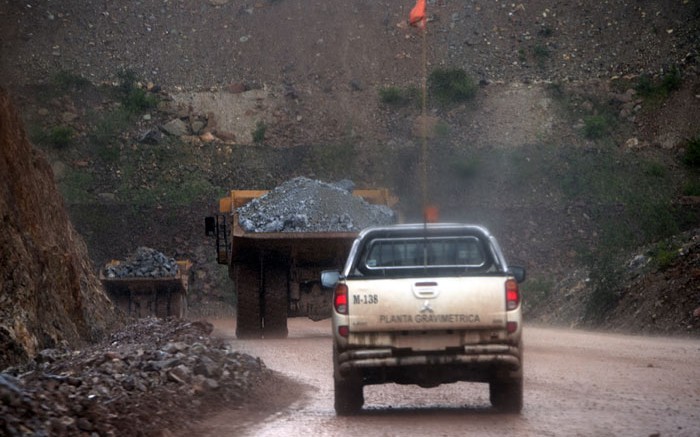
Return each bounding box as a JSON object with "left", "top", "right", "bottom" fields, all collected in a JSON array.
[
  {"left": 100, "top": 247, "right": 191, "bottom": 319},
  {"left": 205, "top": 177, "right": 398, "bottom": 339}
]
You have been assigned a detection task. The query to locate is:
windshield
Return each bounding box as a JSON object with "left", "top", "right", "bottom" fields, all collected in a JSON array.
[
  {"left": 352, "top": 235, "right": 499, "bottom": 278},
  {"left": 364, "top": 236, "right": 486, "bottom": 269}
]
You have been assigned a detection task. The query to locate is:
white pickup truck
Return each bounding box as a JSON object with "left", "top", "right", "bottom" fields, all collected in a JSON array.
[{"left": 321, "top": 223, "right": 526, "bottom": 415}]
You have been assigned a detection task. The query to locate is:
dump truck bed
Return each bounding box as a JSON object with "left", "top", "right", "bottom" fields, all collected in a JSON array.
[
  {"left": 100, "top": 260, "right": 191, "bottom": 319},
  {"left": 231, "top": 218, "right": 358, "bottom": 263},
  {"left": 223, "top": 188, "right": 398, "bottom": 264}
]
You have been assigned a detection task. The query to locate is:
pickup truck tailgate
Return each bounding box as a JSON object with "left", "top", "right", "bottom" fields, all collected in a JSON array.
[{"left": 346, "top": 277, "right": 507, "bottom": 332}]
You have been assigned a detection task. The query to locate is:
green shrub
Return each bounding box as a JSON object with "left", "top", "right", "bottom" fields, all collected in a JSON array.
[
  {"left": 379, "top": 86, "right": 418, "bottom": 106},
  {"left": 88, "top": 108, "right": 131, "bottom": 152},
  {"left": 117, "top": 70, "right": 138, "bottom": 95},
  {"left": 429, "top": 68, "right": 477, "bottom": 104},
  {"left": 27, "top": 124, "right": 48, "bottom": 147},
  {"left": 122, "top": 87, "right": 157, "bottom": 112},
  {"left": 28, "top": 125, "right": 74, "bottom": 149},
  {"left": 538, "top": 26, "right": 554, "bottom": 37},
  {"left": 532, "top": 44, "right": 550, "bottom": 66},
  {"left": 116, "top": 69, "right": 157, "bottom": 113},
  {"left": 379, "top": 87, "right": 403, "bottom": 104},
  {"left": 643, "top": 161, "right": 666, "bottom": 178},
  {"left": 683, "top": 136, "right": 700, "bottom": 167},
  {"left": 306, "top": 141, "right": 356, "bottom": 179},
  {"left": 661, "top": 67, "right": 682, "bottom": 93},
  {"left": 522, "top": 277, "right": 553, "bottom": 303},
  {"left": 169, "top": 175, "right": 215, "bottom": 206},
  {"left": 434, "top": 121, "right": 450, "bottom": 138},
  {"left": 681, "top": 180, "right": 700, "bottom": 196},
  {"left": 252, "top": 121, "right": 267, "bottom": 144},
  {"left": 654, "top": 246, "right": 677, "bottom": 270},
  {"left": 59, "top": 169, "right": 95, "bottom": 204},
  {"left": 545, "top": 82, "right": 565, "bottom": 99},
  {"left": 635, "top": 67, "right": 682, "bottom": 101},
  {"left": 48, "top": 126, "right": 74, "bottom": 149},
  {"left": 635, "top": 75, "right": 655, "bottom": 97},
  {"left": 51, "top": 71, "right": 90, "bottom": 91},
  {"left": 557, "top": 144, "right": 678, "bottom": 251},
  {"left": 584, "top": 253, "right": 621, "bottom": 320},
  {"left": 582, "top": 115, "right": 610, "bottom": 139}
]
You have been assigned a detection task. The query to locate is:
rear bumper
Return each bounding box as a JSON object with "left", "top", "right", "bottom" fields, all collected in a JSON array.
[{"left": 337, "top": 344, "right": 521, "bottom": 378}]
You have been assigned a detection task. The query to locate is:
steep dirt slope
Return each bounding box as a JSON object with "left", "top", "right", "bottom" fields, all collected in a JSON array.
[{"left": 0, "top": 88, "right": 120, "bottom": 368}]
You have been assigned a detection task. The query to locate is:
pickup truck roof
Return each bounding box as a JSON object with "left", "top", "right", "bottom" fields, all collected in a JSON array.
[{"left": 342, "top": 223, "right": 511, "bottom": 279}]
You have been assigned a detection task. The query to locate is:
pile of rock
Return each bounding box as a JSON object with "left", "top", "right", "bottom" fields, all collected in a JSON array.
[
  {"left": 0, "top": 318, "right": 267, "bottom": 436},
  {"left": 104, "top": 247, "right": 179, "bottom": 278},
  {"left": 238, "top": 177, "right": 396, "bottom": 233}
]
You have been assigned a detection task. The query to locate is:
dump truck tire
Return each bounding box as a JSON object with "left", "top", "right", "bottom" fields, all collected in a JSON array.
[
  {"left": 263, "top": 264, "right": 289, "bottom": 339},
  {"left": 180, "top": 292, "right": 188, "bottom": 318},
  {"left": 168, "top": 291, "right": 187, "bottom": 318},
  {"left": 235, "top": 263, "right": 263, "bottom": 339}
]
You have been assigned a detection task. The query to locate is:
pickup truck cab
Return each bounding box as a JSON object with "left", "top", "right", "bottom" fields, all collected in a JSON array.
[{"left": 321, "top": 223, "right": 525, "bottom": 415}]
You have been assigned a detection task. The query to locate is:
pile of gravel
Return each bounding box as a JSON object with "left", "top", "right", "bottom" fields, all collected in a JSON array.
[
  {"left": 238, "top": 177, "right": 396, "bottom": 233},
  {"left": 0, "top": 318, "right": 268, "bottom": 436},
  {"left": 103, "top": 247, "right": 179, "bottom": 278}
]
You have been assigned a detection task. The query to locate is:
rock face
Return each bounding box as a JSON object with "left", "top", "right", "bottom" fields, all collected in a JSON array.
[{"left": 0, "top": 88, "right": 120, "bottom": 369}]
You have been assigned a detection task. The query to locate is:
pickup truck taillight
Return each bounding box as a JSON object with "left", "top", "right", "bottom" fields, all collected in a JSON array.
[
  {"left": 505, "top": 278, "right": 520, "bottom": 311},
  {"left": 334, "top": 283, "right": 349, "bottom": 315}
]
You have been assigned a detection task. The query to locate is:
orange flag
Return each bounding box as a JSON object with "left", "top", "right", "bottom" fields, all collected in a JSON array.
[
  {"left": 409, "top": 0, "right": 426, "bottom": 29},
  {"left": 423, "top": 205, "right": 439, "bottom": 223}
]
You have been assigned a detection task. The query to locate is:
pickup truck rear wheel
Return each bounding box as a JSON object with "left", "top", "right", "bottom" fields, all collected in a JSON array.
[
  {"left": 489, "top": 377, "right": 523, "bottom": 413},
  {"left": 334, "top": 377, "right": 364, "bottom": 416},
  {"left": 235, "top": 263, "right": 263, "bottom": 339},
  {"left": 333, "top": 344, "right": 363, "bottom": 415}
]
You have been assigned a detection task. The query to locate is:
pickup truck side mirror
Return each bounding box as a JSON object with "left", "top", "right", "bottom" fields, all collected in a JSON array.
[
  {"left": 321, "top": 270, "right": 341, "bottom": 288},
  {"left": 509, "top": 266, "right": 526, "bottom": 283}
]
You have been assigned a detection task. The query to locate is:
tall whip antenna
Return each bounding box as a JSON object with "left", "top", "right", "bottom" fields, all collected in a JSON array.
[{"left": 409, "top": 0, "right": 430, "bottom": 223}]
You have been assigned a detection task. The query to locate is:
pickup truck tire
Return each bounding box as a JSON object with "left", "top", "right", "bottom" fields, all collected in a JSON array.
[
  {"left": 235, "top": 263, "right": 263, "bottom": 339},
  {"left": 263, "top": 264, "right": 289, "bottom": 339},
  {"left": 333, "top": 344, "right": 363, "bottom": 415},
  {"left": 489, "top": 377, "right": 523, "bottom": 413}
]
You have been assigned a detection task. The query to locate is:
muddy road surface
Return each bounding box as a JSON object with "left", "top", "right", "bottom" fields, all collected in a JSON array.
[{"left": 194, "top": 319, "right": 699, "bottom": 436}]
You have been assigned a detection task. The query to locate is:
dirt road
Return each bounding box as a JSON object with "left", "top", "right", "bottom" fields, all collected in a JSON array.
[{"left": 196, "top": 319, "right": 699, "bottom": 436}]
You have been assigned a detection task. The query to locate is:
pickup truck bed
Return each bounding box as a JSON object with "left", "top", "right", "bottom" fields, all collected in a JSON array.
[{"left": 322, "top": 223, "right": 526, "bottom": 415}]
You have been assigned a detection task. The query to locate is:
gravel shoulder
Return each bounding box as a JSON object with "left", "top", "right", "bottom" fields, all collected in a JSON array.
[{"left": 0, "top": 318, "right": 287, "bottom": 436}]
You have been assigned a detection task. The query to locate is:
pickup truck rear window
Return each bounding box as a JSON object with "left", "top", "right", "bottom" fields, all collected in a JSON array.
[{"left": 362, "top": 236, "right": 487, "bottom": 271}]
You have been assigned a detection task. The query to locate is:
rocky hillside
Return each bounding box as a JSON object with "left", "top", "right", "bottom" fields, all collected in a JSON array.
[
  {"left": 0, "top": 88, "right": 120, "bottom": 368},
  {"left": 0, "top": 0, "right": 699, "bottom": 335}
]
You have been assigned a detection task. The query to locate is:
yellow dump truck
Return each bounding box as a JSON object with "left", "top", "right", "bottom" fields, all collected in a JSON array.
[
  {"left": 205, "top": 187, "right": 398, "bottom": 339},
  {"left": 100, "top": 259, "right": 191, "bottom": 319}
]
